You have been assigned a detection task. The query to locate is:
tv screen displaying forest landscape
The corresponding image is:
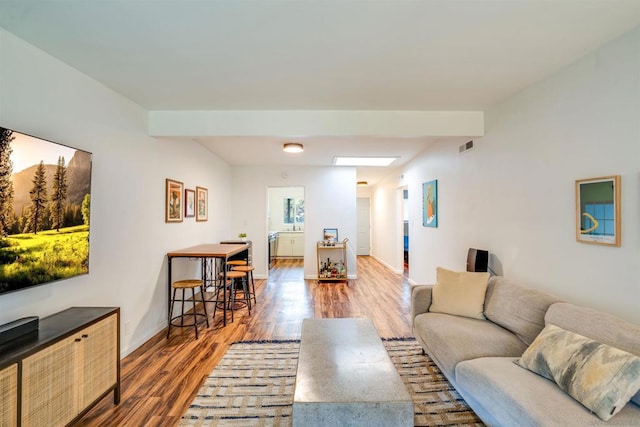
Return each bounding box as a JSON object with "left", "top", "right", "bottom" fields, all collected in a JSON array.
[{"left": 0, "top": 127, "right": 92, "bottom": 295}]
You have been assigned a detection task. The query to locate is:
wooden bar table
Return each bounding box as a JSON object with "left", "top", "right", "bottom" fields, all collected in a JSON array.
[{"left": 167, "top": 243, "right": 249, "bottom": 327}]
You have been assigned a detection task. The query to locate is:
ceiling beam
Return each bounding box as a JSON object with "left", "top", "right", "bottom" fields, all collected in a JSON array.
[{"left": 148, "top": 110, "right": 484, "bottom": 138}]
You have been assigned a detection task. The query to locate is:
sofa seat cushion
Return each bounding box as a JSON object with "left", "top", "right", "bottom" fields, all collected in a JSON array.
[
  {"left": 413, "top": 312, "right": 527, "bottom": 380},
  {"left": 455, "top": 357, "right": 640, "bottom": 427}
]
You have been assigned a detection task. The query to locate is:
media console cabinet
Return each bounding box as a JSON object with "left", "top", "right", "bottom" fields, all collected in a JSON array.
[{"left": 0, "top": 307, "right": 120, "bottom": 427}]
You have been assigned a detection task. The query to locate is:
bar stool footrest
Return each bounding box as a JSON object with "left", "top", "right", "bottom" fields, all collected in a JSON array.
[{"left": 169, "top": 313, "right": 208, "bottom": 328}]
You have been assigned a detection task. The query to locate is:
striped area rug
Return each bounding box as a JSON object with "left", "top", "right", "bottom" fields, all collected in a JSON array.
[{"left": 179, "top": 339, "right": 483, "bottom": 426}]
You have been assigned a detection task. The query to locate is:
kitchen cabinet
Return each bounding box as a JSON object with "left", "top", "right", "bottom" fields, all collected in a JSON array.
[{"left": 276, "top": 232, "right": 304, "bottom": 258}]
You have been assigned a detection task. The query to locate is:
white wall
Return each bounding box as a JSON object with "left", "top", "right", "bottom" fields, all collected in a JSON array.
[
  {"left": 370, "top": 179, "right": 407, "bottom": 274},
  {"left": 373, "top": 27, "right": 640, "bottom": 324},
  {"left": 0, "top": 29, "right": 233, "bottom": 355},
  {"left": 356, "top": 186, "right": 372, "bottom": 199},
  {"left": 230, "top": 166, "right": 357, "bottom": 280}
]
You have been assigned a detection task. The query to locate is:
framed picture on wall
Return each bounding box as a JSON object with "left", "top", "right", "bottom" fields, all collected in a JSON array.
[
  {"left": 165, "top": 178, "right": 184, "bottom": 223},
  {"left": 423, "top": 179, "right": 438, "bottom": 227},
  {"left": 323, "top": 228, "right": 338, "bottom": 242},
  {"left": 576, "top": 175, "right": 621, "bottom": 246},
  {"left": 185, "top": 189, "right": 195, "bottom": 218},
  {"left": 196, "top": 186, "right": 208, "bottom": 222}
]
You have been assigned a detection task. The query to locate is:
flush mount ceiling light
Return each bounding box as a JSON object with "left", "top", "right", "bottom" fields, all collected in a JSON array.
[
  {"left": 333, "top": 156, "right": 398, "bottom": 166},
  {"left": 357, "top": 181, "right": 369, "bottom": 186},
  {"left": 283, "top": 143, "right": 304, "bottom": 153}
]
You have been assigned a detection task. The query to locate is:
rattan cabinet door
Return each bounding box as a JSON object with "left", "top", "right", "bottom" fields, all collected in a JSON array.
[
  {"left": 0, "top": 364, "right": 18, "bottom": 427},
  {"left": 79, "top": 314, "right": 118, "bottom": 408},
  {"left": 21, "top": 335, "right": 79, "bottom": 427}
]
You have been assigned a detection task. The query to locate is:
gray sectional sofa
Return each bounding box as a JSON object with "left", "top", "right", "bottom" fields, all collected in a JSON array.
[{"left": 411, "top": 276, "right": 640, "bottom": 426}]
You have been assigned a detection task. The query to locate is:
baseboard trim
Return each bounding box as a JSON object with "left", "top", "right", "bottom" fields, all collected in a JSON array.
[{"left": 371, "top": 254, "right": 403, "bottom": 274}]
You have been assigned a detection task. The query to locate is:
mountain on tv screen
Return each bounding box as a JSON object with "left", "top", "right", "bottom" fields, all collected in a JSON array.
[{"left": 0, "top": 126, "right": 92, "bottom": 295}]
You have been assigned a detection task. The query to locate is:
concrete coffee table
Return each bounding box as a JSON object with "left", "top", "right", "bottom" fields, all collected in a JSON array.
[{"left": 292, "top": 318, "right": 413, "bottom": 427}]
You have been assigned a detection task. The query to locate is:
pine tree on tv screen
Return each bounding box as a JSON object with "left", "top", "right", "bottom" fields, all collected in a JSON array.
[{"left": 0, "top": 127, "right": 92, "bottom": 295}]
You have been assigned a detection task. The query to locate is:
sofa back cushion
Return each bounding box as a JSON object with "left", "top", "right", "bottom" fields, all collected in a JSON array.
[
  {"left": 484, "top": 277, "right": 561, "bottom": 345},
  {"left": 545, "top": 303, "right": 640, "bottom": 354},
  {"left": 545, "top": 302, "right": 640, "bottom": 407}
]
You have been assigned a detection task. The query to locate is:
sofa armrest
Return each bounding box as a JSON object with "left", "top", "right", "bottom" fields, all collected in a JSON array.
[{"left": 411, "top": 285, "right": 434, "bottom": 324}]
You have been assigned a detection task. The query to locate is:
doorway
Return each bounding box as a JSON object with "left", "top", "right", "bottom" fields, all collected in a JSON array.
[
  {"left": 356, "top": 198, "right": 371, "bottom": 255},
  {"left": 267, "top": 186, "right": 305, "bottom": 276},
  {"left": 402, "top": 188, "right": 409, "bottom": 269}
]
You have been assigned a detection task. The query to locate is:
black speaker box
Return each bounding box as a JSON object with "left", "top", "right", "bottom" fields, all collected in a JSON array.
[
  {"left": 0, "top": 316, "right": 39, "bottom": 346},
  {"left": 467, "top": 248, "right": 489, "bottom": 273}
]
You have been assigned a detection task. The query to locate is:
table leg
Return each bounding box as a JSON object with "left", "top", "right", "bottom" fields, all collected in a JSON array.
[
  {"left": 201, "top": 257, "right": 213, "bottom": 324},
  {"left": 167, "top": 256, "right": 173, "bottom": 327},
  {"left": 222, "top": 257, "right": 228, "bottom": 326}
]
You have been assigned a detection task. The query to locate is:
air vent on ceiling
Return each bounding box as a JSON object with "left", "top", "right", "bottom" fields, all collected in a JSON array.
[{"left": 459, "top": 140, "right": 474, "bottom": 153}]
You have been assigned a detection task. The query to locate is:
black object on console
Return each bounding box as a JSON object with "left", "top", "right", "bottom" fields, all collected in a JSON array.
[{"left": 0, "top": 316, "right": 39, "bottom": 346}]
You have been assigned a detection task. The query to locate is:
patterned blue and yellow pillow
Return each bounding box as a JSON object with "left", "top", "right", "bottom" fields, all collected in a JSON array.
[{"left": 515, "top": 324, "right": 640, "bottom": 421}]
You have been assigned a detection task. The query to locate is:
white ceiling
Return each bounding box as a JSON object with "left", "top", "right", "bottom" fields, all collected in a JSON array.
[
  {"left": 1, "top": 0, "right": 639, "bottom": 183},
  {"left": 196, "top": 135, "right": 441, "bottom": 184}
]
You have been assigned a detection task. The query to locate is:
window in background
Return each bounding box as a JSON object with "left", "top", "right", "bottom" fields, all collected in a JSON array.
[{"left": 284, "top": 197, "right": 304, "bottom": 226}]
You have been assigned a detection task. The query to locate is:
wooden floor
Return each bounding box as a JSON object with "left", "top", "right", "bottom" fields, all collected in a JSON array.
[{"left": 78, "top": 256, "right": 412, "bottom": 426}]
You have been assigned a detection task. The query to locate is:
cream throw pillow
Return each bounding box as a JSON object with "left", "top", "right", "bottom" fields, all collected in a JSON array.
[{"left": 428, "top": 267, "right": 490, "bottom": 320}]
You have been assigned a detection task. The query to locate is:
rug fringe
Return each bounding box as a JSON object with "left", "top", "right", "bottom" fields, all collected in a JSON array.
[
  {"left": 382, "top": 336, "right": 416, "bottom": 341},
  {"left": 232, "top": 336, "right": 416, "bottom": 345},
  {"left": 232, "top": 339, "right": 300, "bottom": 344}
]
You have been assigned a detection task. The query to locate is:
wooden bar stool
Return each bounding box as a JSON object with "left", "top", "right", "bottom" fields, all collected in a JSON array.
[
  {"left": 214, "top": 270, "right": 251, "bottom": 323},
  {"left": 213, "top": 259, "right": 247, "bottom": 289},
  {"left": 167, "top": 279, "right": 209, "bottom": 339},
  {"left": 231, "top": 265, "right": 256, "bottom": 304}
]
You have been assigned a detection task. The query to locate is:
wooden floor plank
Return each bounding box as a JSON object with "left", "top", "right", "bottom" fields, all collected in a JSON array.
[{"left": 77, "top": 256, "right": 412, "bottom": 426}]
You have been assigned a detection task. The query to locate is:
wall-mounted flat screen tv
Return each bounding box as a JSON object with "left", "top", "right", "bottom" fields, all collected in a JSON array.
[{"left": 0, "top": 127, "right": 92, "bottom": 295}]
